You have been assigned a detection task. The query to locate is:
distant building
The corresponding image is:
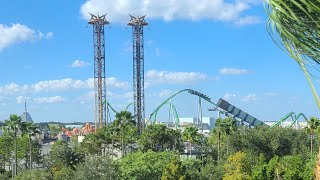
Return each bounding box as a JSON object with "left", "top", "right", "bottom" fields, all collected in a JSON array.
[
  {"left": 179, "top": 117, "right": 215, "bottom": 130},
  {"left": 202, "top": 117, "right": 215, "bottom": 129},
  {"left": 57, "top": 133, "right": 70, "bottom": 142},
  {"left": 20, "top": 112, "right": 34, "bottom": 123},
  {"left": 179, "top": 117, "right": 197, "bottom": 124},
  {"left": 20, "top": 102, "right": 33, "bottom": 123}
]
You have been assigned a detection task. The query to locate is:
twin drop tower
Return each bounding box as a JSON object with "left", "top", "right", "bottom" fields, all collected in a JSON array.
[{"left": 88, "top": 14, "right": 148, "bottom": 134}]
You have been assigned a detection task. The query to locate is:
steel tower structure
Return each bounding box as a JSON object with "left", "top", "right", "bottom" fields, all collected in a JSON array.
[
  {"left": 128, "top": 15, "right": 148, "bottom": 134},
  {"left": 88, "top": 14, "right": 109, "bottom": 129}
]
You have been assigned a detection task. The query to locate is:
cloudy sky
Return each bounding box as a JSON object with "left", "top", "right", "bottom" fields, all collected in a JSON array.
[{"left": 0, "top": 0, "right": 319, "bottom": 123}]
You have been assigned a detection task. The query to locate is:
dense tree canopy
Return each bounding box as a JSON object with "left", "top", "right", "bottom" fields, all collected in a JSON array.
[{"left": 0, "top": 113, "right": 319, "bottom": 179}]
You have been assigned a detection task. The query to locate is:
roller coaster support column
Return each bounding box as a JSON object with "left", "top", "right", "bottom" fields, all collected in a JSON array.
[
  {"left": 168, "top": 98, "right": 172, "bottom": 128},
  {"left": 198, "top": 97, "right": 203, "bottom": 133}
]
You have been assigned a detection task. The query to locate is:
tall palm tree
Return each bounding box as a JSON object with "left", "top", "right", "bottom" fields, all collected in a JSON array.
[
  {"left": 4, "top": 114, "right": 23, "bottom": 176},
  {"left": 22, "top": 122, "right": 40, "bottom": 169},
  {"left": 213, "top": 117, "right": 237, "bottom": 162},
  {"left": 223, "top": 116, "right": 237, "bottom": 156},
  {"left": 114, "top": 110, "right": 135, "bottom": 157},
  {"left": 307, "top": 117, "right": 320, "bottom": 154},
  {"left": 182, "top": 126, "right": 199, "bottom": 157},
  {"left": 213, "top": 118, "right": 224, "bottom": 162}
]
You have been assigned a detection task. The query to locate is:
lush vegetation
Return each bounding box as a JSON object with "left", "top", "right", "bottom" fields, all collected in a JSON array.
[{"left": 0, "top": 112, "right": 319, "bottom": 179}]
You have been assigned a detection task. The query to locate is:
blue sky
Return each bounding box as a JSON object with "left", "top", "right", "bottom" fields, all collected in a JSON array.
[{"left": 0, "top": 0, "right": 319, "bottom": 123}]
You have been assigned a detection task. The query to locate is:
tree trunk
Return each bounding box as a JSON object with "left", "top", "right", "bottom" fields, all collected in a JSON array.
[
  {"left": 311, "top": 133, "right": 313, "bottom": 154},
  {"left": 316, "top": 146, "right": 320, "bottom": 179},
  {"left": 29, "top": 136, "right": 32, "bottom": 169},
  {"left": 189, "top": 141, "right": 192, "bottom": 157},
  {"left": 122, "top": 127, "right": 125, "bottom": 157},
  {"left": 14, "top": 129, "right": 17, "bottom": 176},
  {"left": 111, "top": 136, "right": 114, "bottom": 160},
  {"left": 218, "top": 132, "right": 220, "bottom": 163},
  {"left": 226, "top": 136, "right": 229, "bottom": 156}
]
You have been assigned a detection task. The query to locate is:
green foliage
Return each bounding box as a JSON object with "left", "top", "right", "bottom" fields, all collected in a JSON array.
[
  {"left": 53, "top": 167, "right": 74, "bottom": 180},
  {"left": 50, "top": 140, "right": 84, "bottom": 171},
  {"left": 212, "top": 117, "right": 237, "bottom": 160},
  {"left": 48, "top": 125, "right": 61, "bottom": 137},
  {"left": 80, "top": 133, "right": 105, "bottom": 156},
  {"left": 181, "top": 158, "right": 201, "bottom": 180},
  {"left": 281, "top": 155, "right": 303, "bottom": 180},
  {"left": 16, "top": 135, "right": 42, "bottom": 169},
  {"left": 113, "top": 110, "right": 137, "bottom": 156},
  {"left": 161, "top": 156, "right": 185, "bottom": 180},
  {"left": 266, "top": 156, "right": 280, "bottom": 179},
  {"left": 117, "top": 150, "right": 174, "bottom": 180},
  {"left": 229, "top": 127, "right": 310, "bottom": 161},
  {"left": 307, "top": 117, "right": 320, "bottom": 133},
  {"left": 73, "top": 157, "right": 118, "bottom": 180},
  {"left": 14, "top": 169, "right": 52, "bottom": 180},
  {"left": 182, "top": 126, "right": 202, "bottom": 145},
  {"left": 0, "top": 135, "right": 13, "bottom": 168},
  {"left": 223, "top": 151, "right": 251, "bottom": 180},
  {"left": 200, "top": 161, "right": 224, "bottom": 180},
  {"left": 266, "top": 155, "right": 304, "bottom": 180},
  {"left": 0, "top": 173, "right": 8, "bottom": 180},
  {"left": 251, "top": 154, "right": 267, "bottom": 180},
  {"left": 306, "top": 117, "right": 320, "bottom": 154},
  {"left": 182, "top": 126, "right": 203, "bottom": 156},
  {"left": 265, "top": 0, "right": 320, "bottom": 108},
  {"left": 139, "top": 124, "right": 184, "bottom": 152},
  {"left": 302, "top": 155, "right": 317, "bottom": 180}
]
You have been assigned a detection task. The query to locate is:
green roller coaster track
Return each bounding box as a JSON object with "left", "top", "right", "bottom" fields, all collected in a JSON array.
[
  {"left": 149, "top": 88, "right": 217, "bottom": 126},
  {"left": 105, "top": 93, "right": 309, "bottom": 130},
  {"left": 270, "top": 112, "right": 308, "bottom": 129},
  {"left": 152, "top": 101, "right": 180, "bottom": 129},
  {"left": 125, "top": 102, "right": 134, "bottom": 111},
  {"left": 105, "top": 101, "right": 118, "bottom": 114}
]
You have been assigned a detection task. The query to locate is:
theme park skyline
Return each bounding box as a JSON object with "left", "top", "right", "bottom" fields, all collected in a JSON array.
[{"left": 0, "top": 0, "right": 319, "bottom": 123}]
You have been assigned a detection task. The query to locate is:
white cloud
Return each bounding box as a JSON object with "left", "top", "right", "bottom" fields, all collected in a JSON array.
[
  {"left": 219, "top": 68, "right": 248, "bottom": 75},
  {"left": 234, "top": 15, "right": 260, "bottom": 26},
  {"left": 80, "top": 0, "right": 260, "bottom": 25},
  {"left": 146, "top": 70, "right": 207, "bottom": 85},
  {"left": 0, "top": 23, "right": 51, "bottom": 51},
  {"left": 33, "top": 96, "right": 65, "bottom": 104},
  {"left": 16, "top": 96, "right": 31, "bottom": 104},
  {"left": 71, "top": 60, "right": 91, "bottom": 68},
  {"left": 106, "top": 77, "right": 129, "bottom": 89},
  {"left": 0, "top": 77, "right": 129, "bottom": 95},
  {"left": 46, "top": 32, "right": 54, "bottom": 39},
  {"left": 223, "top": 93, "right": 236, "bottom": 100},
  {"left": 241, "top": 94, "right": 256, "bottom": 102},
  {"left": 17, "top": 95, "right": 65, "bottom": 104}
]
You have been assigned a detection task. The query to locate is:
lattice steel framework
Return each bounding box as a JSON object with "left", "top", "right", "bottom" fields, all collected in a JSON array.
[
  {"left": 128, "top": 15, "right": 148, "bottom": 134},
  {"left": 88, "top": 14, "right": 109, "bottom": 129}
]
